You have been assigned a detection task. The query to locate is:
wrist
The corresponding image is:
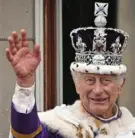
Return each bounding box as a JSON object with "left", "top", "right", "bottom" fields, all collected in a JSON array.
[{"left": 16, "top": 74, "right": 35, "bottom": 88}]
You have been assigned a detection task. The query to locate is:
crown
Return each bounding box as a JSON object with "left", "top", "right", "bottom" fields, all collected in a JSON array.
[{"left": 70, "top": 2, "right": 129, "bottom": 74}]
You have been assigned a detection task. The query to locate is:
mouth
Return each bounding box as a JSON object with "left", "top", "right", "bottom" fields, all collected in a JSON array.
[{"left": 90, "top": 98, "right": 108, "bottom": 104}]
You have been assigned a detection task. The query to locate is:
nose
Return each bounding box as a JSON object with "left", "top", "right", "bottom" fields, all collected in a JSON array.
[{"left": 93, "top": 80, "right": 103, "bottom": 95}]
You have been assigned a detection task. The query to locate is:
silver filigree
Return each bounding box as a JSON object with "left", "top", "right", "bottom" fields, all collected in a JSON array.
[
  {"left": 70, "top": 27, "right": 129, "bottom": 54},
  {"left": 75, "top": 53, "right": 122, "bottom": 65},
  {"left": 92, "top": 54, "right": 105, "bottom": 65},
  {"left": 93, "top": 28, "right": 107, "bottom": 53},
  {"left": 76, "top": 36, "right": 87, "bottom": 53},
  {"left": 70, "top": 27, "right": 129, "bottom": 65},
  {"left": 69, "top": 1, "right": 129, "bottom": 67},
  {"left": 111, "top": 37, "right": 122, "bottom": 54}
]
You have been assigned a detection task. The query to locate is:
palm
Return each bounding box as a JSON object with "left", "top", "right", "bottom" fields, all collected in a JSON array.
[{"left": 12, "top": 47, "right": 40, "bottom": 78}]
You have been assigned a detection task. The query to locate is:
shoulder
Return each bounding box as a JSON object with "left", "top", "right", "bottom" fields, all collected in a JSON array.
[
  {"left": 120, "top": 106, "right": 134, "bottom": 118},
  {"left": 38, "top": 100, "right": 81, "bottom": 123},
  {"left": 38, "top": 100, "right": 81, "bottom": 138},
  {"left": 119, "top": 106, "right": 135, "bottom": 126}
]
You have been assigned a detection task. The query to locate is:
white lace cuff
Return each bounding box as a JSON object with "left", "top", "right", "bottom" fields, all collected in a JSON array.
[{"left": 12, "top": 83, "right": 35, "bottom": 114}]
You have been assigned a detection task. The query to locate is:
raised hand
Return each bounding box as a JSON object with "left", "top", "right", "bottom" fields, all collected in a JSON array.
[{"left": 5, "top": 29, "right": 41, "bottom": 87}]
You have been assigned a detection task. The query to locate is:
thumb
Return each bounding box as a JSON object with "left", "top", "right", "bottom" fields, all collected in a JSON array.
[{"left": 33, "top": 44, "right": 41, "bottom": 61}]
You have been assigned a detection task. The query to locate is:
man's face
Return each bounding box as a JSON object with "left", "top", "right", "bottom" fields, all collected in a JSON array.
[{"left": 75, "top": 73, "right": 124, "bottom": 117}]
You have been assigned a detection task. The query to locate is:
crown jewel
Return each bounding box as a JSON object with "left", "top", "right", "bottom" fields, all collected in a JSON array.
[{"left": 70, "top": 2, "right": 129, "bottom": 66}]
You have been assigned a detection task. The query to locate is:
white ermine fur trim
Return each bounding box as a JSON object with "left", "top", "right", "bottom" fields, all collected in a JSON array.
[
  {"left": 70, "top": 62, "right": 127, "bottom": 75},
  {"left": 38, "top": 101, "right": 135, "bottom": 138}
]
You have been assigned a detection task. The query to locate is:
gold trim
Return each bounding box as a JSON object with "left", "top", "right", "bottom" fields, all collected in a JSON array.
[
  {"left": 11, "top": 124, "right": 42, "bottom": 138},
  {"left": 94, "top": 119, "right": 102, "bottom": 128},
  {"left": 100, "top": 128, "right": 108, "bottom": 135},
  {"left": 76, "top": 125, "right": 83, "bottom": 138}
]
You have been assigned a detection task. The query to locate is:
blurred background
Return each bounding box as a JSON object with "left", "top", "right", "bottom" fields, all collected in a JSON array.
[{"left": 0, "top": 0, "right": 135, "bottom": 137}]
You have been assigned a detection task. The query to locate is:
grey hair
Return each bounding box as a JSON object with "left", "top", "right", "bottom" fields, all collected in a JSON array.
[
  {"left": 71, "top": 71, "right": 82, "bottom": 84},
  {"left": 116, "top": 73, "right": 126, "bottom": 85},
  {"left": 71, "top": 71, "right": 83, "bottom": 87}
]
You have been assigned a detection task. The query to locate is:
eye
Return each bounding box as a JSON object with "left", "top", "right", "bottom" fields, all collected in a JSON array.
[
  {"left": 101, "top": 78, "right": 112, "bottom": 85},
  {"left": 85, "top": 78, "right": 95, "bottom": 85}
]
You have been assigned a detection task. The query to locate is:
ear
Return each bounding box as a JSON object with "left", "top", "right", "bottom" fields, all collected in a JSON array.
[
  {"left": 118, "top": 86, "right": 122, "bottom": 95},
  {"left": 75, "top": 83, "right": 80, "bottom": 94},
  {"left": 118, "top": 78, "right": 126, "bottom": 95},
  {"left": 121, "top": 77, "right": 125, "bottom": 88}
]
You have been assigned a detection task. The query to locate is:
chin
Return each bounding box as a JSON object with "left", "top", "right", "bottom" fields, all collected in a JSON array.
[{"left": 89, "top": 104, "right": 109, "bottom": 116}]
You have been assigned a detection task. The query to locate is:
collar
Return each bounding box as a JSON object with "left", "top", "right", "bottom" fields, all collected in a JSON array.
[{"left": 81, "top": 103, "right": 122, "bottom": 123}]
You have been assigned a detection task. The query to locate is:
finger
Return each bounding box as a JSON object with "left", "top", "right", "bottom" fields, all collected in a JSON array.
[
  {"left": 21, "top": 40, "right": 28, "bottom": 47},
  {"left": 8, "top": 36, "right": 17, "bottom": 55},
  {"left": 21, "top": 29, "right": 27, "bottom": 41},
  {"left": 12, "top": 31, "right": 21, "bottom": 50},
  {"left": 33, "top": 44, "right": 41, "bottom": 60},
  {"left": 20, "top": 29, "right": 29, "bottom": 48},
  {"left": 5, "top": 48, "right": 13, "bottom": 62},
  {"left": 11, "top": 47, "right": 17, "bottom": 55},
  {"left": 8, "top": 43, "right": 17, "bottom": 55}
]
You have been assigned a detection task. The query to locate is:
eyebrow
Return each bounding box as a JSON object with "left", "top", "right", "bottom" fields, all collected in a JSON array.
[{"left": 83, "top": 75, "right": 117, "bottom": 79}]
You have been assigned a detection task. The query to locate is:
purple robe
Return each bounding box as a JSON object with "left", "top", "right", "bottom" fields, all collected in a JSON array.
[
  {"left": 11, "top": 102, "right": 63, "bottom": 138},
  {"left": 10, "top": 100, "right": 135, "bottom": 138}
]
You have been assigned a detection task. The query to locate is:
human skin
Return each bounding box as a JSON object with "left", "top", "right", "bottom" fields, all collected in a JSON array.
[
  {"left": 5, "top": 29, "right": 41, "bottom": 88},
  {"left": 75, "top": 73, "right": 124, "bottom": 119}
]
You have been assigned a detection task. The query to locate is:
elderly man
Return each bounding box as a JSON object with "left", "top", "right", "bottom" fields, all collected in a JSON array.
[{"left": 7, "top": 2, "right": 135, "bottom": 138}]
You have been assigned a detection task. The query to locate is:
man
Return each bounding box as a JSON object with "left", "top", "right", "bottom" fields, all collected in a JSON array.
[{"left": 6, "top": 2, "right": 135, "bottom": 138}]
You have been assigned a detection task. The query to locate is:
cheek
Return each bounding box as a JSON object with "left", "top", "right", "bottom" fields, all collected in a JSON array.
[
  {"left": 112, "top": 85, "right": 121, "bottom": 95},
  {"left": 106, "top": 85, "right": 120, "bottom": 100},
  {"left": 81, "top": 85, "right": 92, "bottom": 93},
  {"left": 77, "top": 83, "right": 92, "bottom": 96}
]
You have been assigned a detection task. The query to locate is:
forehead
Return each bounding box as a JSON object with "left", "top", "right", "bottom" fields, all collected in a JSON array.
[{"left": 80, "top": 73, "right": 117, "bottom": 79}]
